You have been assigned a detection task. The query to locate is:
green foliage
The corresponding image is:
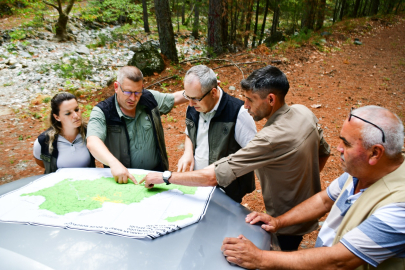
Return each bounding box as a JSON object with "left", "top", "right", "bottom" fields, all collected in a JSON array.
[
  {"left": 53, "top": 57, "right": 93, "bottom": 81},
  {"left": 9, "top": 29, "right": 26, "bottom": 41},
  {"left": 81, "top": 104, "right": 93, "bottom": 119},
  {"left": 88, "top": 33, "right": 112, "bottom": 48},
  {"left": 81, "top": 0, "right": 143, "bottom": 25},
  {"left": 42, "top": 96, "right": 51, "bottom": 103}
]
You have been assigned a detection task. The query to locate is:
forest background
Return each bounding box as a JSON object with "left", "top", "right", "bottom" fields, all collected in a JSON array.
[{"left": 0, "top": 0, "right": 404, "bottom": 249}]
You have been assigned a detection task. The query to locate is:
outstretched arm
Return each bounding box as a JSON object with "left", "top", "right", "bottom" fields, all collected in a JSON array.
[
  {"left": 246, "top": 189, "right": 334, "bottom": 233},
  {"left": 221, "top": 235, "right": 365, "bottom": 270},
  {"left": 87, "top": 136, "right": 136, "bottom": 184}
]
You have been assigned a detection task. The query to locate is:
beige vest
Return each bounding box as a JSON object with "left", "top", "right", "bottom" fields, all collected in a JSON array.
[{"left": 332, "top": 155, "right": 405, "bottom": 270}]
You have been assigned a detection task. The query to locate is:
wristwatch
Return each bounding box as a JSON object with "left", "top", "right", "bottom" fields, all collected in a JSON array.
[{"left": 162, "top": 171, "right": 172, "bottom": 185}]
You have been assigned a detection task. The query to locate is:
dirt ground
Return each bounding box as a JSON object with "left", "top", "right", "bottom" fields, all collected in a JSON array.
[{"left": 0, "top": 15, "right": 404, "bottom": 249}]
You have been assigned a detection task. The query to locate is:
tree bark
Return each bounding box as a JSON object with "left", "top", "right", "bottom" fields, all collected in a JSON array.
[
  {"left": 270, "top": 1, "right": 280, "bottom": 35},
  {"left": 251, "top": 0, "right": 260, "bottom": 48},
  {"left": 370, "top": 0, "right": 379, "bottom": 15},
  {"left": 361, "top": 0, "right": 368, "bottom": 15},
  {"left": 44, "top": 0, "right": 75, "bottom": 42},
  {"left": 333, "top": 0, "right": 340, "bottom": 23},
  {"left": 208, "top": 0, "right": 224, "bottom": 55},
  {"left": 258, "top": 0, "right": 269, "bottom": 45},
  {"left": 339, "top": 0, "right": 346, "bottom": 20},
  {"left": 352, "top": 0, "right": 361, "bottom": 16},
  {"left": 181, "top": 0, "right": 186, "bottom": 25},
  {"left": 142, "top": 0, "right": 150, "bottom": 32},
  {"left": 221, "top": 0, "right": 229, "bottom": 49},
  {"left": 154, "top": 0, "right": 179, "bottom": 63},
  {"left": 301, "top": 0, "right": 318, "bottom": 29},
  {"left": 315, "top": 0, "right": 326, "bottom": 29},
  {"left": 244, "top": 0, "right": 254, "bottom": 48},
  {"left": 192, "top": 0, "right": 200, "bottom": 38}
]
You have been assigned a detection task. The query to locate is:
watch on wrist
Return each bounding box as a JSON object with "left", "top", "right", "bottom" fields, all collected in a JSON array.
[{"left": 162, "top": 171, "right": 172, "bottom": 185}]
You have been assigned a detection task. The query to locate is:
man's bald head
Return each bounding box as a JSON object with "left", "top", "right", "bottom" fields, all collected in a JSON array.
[{"left": 351, "top": 106, "right": 404, "bottom": 159}]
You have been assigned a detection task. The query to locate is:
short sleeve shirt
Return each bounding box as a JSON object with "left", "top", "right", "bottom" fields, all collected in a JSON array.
[
  {"left": 214, "top": 104, "right": 330, "bottom": 235},
  {"left": 33, "top": 134, "right": 91, "bottom": 168},
  {"left": 316, "top": 173, "right": 405, "bottom": 267},
  {"left": 86, "top": 90, "right": 174, "bottom": 170}
]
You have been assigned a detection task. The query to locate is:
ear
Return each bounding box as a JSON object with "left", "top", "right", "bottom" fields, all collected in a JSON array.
[
  {"left": 114, "top": 81, "right": 119, "bottom": 94},
  {"left": 268, "top": 93, "right": 277, "bottom": 106},
  {"left": 53, "top": 114, "right": 60, "bottom": 122},
  {"left": 211, "top": 87, "right": 218, "bottom": 96},
  {"left": 368, "top": 145, "right": 384, "bottom": 166}
]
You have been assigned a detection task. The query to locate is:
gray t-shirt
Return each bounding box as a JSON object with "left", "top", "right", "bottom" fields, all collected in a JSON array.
[
  {"left": 33, "top": 134, "right": 91, "bottom": 169},
  {"left": 86, "top": 90, "right": 174, "bottom": 170}
]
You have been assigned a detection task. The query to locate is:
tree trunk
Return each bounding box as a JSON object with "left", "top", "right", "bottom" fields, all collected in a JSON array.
[
  {"left": 44, "top": 0, "right": 75, "bottom": 42},
  {"left": 154, "top": 0, "right": 179, "bottom": 63},
  {"left": 301, "top": 0, "right": 318, "bottom": 29},
  {"left": 258, "top": 0, "right": 269, "bottom": 45},
  {"left": 352, "top": 0, "right": 361, "bottom": 16},
  {"left": 222, "top": 0, "right": 229, "bottom": 48},
  {"left": 315, "top": 0, "right": 326, "bottom": 29},
  {"left": 395, "top": 0, "right": 403, "bottom": 14},
  {"left": 333, "top": 0, "right": 340, "bottom": 23},
  {"left": 192, "top": 0, "right": 201, "bottom": 38},
  {"left": 208, "top": 0, "right": 224, "bottom": 55},
  {"left": 361, "top": 0, "right": 369, "bottom": 15},
  {"left": 142, "top": 0, "right": 150, "bottom": 32},
  {"left": 181, "top": 0, "right": 186, "bottom": 25},
  {"left": 270, "top": 2, "right": 280, "bottom": 35},
  {"left": 385, "top": 0, "right": 396, "bottom": 13},
  {"left": 370, "top": 0, "right": 379, "bottom": 15},
  {"left": 339, "top": 0, "right": 346, "bottom": 20},
  {"left": 252, "top": 0, "right": 260, "bottom": 48},
  {"left": 244, "top": 0, "right": 254, "bottom": 48}
]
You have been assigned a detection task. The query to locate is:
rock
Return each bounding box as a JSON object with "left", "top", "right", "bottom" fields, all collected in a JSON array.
[
  {"left": 32, "top": 40, "right": 41, "bottom": 45},
  {"left": 6, "top": 58, "right": 18, "bottom": 65},
  {"left": 127, "top": 41, "right": 165, "bottom": 76},
  {"left": 321, "top": 31, "right": 331, "bottom": 36},
  {"left": 19, "top": 51, "right": 32, "bottom": 58},
  {"left": 264, "top": 32, "right": 285, "bottom": 47},
  {"left": 76, "top": 45, "right": 90, "bottom": 55},
  {"left": 129, "top": 42, "right": 142, "bottom": 52},
  {"left": 229, "top": 86, "right": 236, "bottom": 91},
  {"left": 354, "top": 38, "right": 362, "bottom": 45},
  {"left": 44, "top": 24, "right": 53, "bottom": 33},
  {"left": 8, "top": 64, "right": 17, "bottom": 69}
]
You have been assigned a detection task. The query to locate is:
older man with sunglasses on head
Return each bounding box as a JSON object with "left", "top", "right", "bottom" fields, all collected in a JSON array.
[
  {"left": 220, "top": 105, "right": 405, "bottom": 270},
  {"left": 87, "top": 66, "right": 187, "bottom": 184},
  {"left": 177, "top": 65, "right": 257, "bottom": 203}
]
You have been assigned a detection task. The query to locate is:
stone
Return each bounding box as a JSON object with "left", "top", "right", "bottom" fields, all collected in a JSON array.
[
  {"left": 76, "top": 45, "right": 90, "bottom": 55},
  {"left": 264, "top": 32, "right": 285, "bottom": 47},
  {"left": 6, "top": 58, "right": 18, "bottom": 65},
  {"left": 129, "top": 42, "right": 142, "bottom": 52},
  {"left": 229, "top": 86, "right": 236, "bottom": 91},
  {"left": 127, "top": 41, "right": 165, "bottom": 76},
  {"left": 19, "top": 51, "right": 32, "bottom": 58},
  {"left": 321, "top": 31, "right": 331, "bottom": 36}
]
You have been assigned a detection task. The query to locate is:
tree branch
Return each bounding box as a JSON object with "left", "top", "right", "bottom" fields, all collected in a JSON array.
[
  {"left": 146, "top": 76, "right": 178, "bottom": 88},
  {"left": 64, "top": 0, "right": 76, "bottom": 15},
  {"left": 43, "top": 0, "right": 60, "bottom": 11}
]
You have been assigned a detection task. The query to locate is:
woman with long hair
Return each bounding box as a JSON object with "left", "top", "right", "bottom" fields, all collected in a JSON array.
[{"left": 33, "top": 92, "right": 95, "bottom": 174}]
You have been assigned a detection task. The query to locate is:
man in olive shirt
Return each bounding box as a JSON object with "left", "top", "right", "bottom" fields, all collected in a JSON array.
[
  {"left": 142, "top": 65, "right": 331, "bottom": 251},
  {"left": 87, "top": 66, "right": 187, "bottom": 184}
]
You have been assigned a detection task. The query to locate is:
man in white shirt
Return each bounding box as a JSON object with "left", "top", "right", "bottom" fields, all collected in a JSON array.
[{"left": 177, "top": 65, "right": 257, "bottom": 202}]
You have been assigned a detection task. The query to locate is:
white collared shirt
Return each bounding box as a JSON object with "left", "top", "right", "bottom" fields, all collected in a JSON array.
[{"left": 186, "top": 88, "right": 257, "bottom": 170}]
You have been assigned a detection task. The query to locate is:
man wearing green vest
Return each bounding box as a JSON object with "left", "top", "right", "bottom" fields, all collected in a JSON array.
[
  {"left": 87, "top": 66, "right": 187, "bottom": 184},
  {"left": 220, "top": 105, "right": 405, "bottom": 270},
  {"left": 142, "top": 65, "right": 331, "bottom": 251},
  {"left": 177, "top": 65, "right": 257, "bottom": 203}
]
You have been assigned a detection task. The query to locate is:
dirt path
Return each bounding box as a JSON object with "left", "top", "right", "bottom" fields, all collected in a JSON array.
[{"left": 0, "top": 16, "right": 404, "bottom": 248}]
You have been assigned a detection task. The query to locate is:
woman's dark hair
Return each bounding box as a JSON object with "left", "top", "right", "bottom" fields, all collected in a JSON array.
[{"left": 47, "top": 92, "right": 86, "bottom": 153}]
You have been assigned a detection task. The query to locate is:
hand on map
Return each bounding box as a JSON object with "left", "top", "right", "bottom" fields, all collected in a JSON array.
[
  {"left": 110, "top": 160, "right": 137, "bottom": 184},
  {"left": 177, "top": 152, "right": 194, "bottom": 172},
  {"left": 139, "top": 172, "right": 164, "bottom": 188},
  {"left": 245, "top": 212, "right": 280, "bottom": 233},
  {"left": 221, "top": 235, "right": 263, "bottom": 269}
]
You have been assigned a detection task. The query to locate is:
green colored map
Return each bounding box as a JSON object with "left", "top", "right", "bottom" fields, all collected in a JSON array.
[
  {"left": 21, "top": 175, "right": 197, "bottom": 215},
  {"left": 165, "top": 213, "right": 193, "bottom": 222}
]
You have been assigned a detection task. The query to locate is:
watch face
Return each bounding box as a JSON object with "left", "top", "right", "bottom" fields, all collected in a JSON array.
[{"left": 163, "top": 171, "right": 171, "bottom": 179}]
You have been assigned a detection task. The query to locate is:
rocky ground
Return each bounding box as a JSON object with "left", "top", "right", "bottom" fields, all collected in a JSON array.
[{"left": 0, "top": 15, "right": 404, "bottom": 249}]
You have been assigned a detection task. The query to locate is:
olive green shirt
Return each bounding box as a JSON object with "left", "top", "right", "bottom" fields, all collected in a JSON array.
[
  {"left": 87, "top": 90, "right": 174, "bottom": 170},
  {"left": 214, "top": 104, "right": 330, "bottom": 235}
]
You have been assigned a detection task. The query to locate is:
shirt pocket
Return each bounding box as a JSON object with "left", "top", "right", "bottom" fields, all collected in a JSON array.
[{"left": 142, "top": 115, "right": 154, "bottom": 145}]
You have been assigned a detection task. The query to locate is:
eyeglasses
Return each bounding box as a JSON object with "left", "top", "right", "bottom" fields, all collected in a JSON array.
[
  {"left": 349, "top": 108, "right": 385, "bottom": 143},
  {"left": 118, "top": 83, "right": 143, "bottom": 97},
  {"left": 182, "top": 89, "right": 212, "bottom": 102}
]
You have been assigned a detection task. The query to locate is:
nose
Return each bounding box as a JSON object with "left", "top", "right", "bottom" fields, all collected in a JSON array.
[
  {"left": 244, "top": 100, "right": 250, "bottom": 110},
  {"left": 189, "top": 99, "right": 196, "bottom": 107},
  {"left": 337, "top": 141, "right": 344, "bottom": 153}
]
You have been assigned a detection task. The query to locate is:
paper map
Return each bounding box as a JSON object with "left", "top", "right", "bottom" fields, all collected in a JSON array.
[{"left": 0, "top": 168, "right": 215, "bottom": 239}]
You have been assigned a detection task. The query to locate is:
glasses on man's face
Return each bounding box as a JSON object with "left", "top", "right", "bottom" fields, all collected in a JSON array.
[
  {"left": 118, "top": 83, "right": 143, "bottom": 97},
  {"left": 182, "top": 89, "right": 212, "bottom": 102},
  {"left": 348, "top": 108, "right": 386, "bottom": 143}
]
